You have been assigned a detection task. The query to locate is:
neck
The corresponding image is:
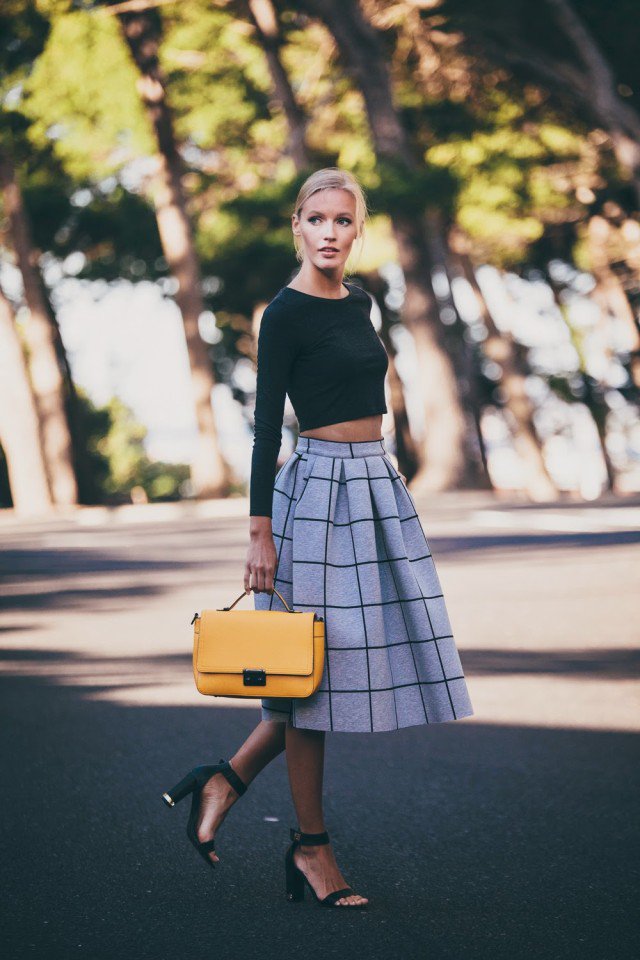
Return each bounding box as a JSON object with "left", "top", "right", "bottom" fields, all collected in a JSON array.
[{"left": 291, "top": 265, "right": 346, "bottom": 298}]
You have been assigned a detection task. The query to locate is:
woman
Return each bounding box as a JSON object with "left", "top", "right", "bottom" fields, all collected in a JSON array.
[{"left": 163, "top": 167, "right": 474, "bottom": 908}]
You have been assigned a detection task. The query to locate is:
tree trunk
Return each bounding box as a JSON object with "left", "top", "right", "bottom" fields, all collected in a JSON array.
[
  {"left": 426, "top": 211, "right": 492, "bottom": 489},
  {"left": 391, "top": 211, "right": 467, "bottom": 491},
  {"left": 300, "top": 0, "right": 468, "bottom": 492},
  {"left": 620, "top": 217, "right": 640, "bottom": 279},
  {"left": 359, "top": 271, "right": 420, "bottom": 482},
  {"left": 545, "top": 267, "right": 617, "bottom": 493},
  {"left": 0, "top": 147, "right": 78, "bottom": 507},
  {"left": 587, "top": 215, "right": 640, "bottom": 390},
  {"left": 244, "top": 0, "right": 311, "bottom": 172},
  {"left": 0, "top": 286, "right": 53, "bottom": 515},
  {"left": 450, "top": 233, "right": 558, "bottom": 500},
  {"left": 118, "top": 8, "right": 232, "bottom": 498},
  {"left": 306, "top": 0, "right": 414, "bottom": 167}
]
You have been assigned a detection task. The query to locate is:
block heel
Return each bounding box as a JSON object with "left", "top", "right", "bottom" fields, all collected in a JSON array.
[
  {"left": 161, "top": 758, "right": 248, "bottom": 869},
  {"left": 162, "top": 771, "right": 198, "bottom": 807},
  {"left": 285, "top": 845, "right": 306, "bottom": 902},
  {"left": 284, "top": 828, "right": 368, "bottom": 908}
]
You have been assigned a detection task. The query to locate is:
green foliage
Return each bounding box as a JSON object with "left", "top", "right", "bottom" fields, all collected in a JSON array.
[
  {"left": 0, "top": 107, "right": 79, "bottom": 254},
  {"left": 425, "top": 93, "right": 584, "bottom": 265},
  {"left": 3, "top": 0, "right": 635, "bottom": 427},
  {"left": 22, "top": 8, "right": 153, "bottom": 179},
  {"left": 161, "top": 2, "right": 273, "bottom": 150},
  {"left": 364, "top": 157, "right": 458, "bottom": 220},
  {"left": 278, "top": 20, "right": 374, "bottom": 166},
  {"left": 54, "top": 187, "right": 164, "bottom": 282},
  {"left": 195, "top": 176, "right": 303, "bottom": 312},
  {"left": 93, "top": 394, "right": 148, "bottom": 495},
  {"left": 73, "top": 384, "right": 111, "bottom": 503},
  {"left": 0, "top": 1, "right": 50, "bottom": 91},
  {"left": 75, "top": 389, "right": 189, "bottom": 504}
]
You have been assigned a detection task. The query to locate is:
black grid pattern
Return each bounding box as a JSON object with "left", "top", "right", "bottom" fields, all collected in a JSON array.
[{"left": 253, "top": 436, "right": 474, "bottom": 733}]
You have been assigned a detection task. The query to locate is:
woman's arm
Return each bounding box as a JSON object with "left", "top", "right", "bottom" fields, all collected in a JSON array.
[{"left": 246, "top": 302, "right": 298, "bottom": 592}]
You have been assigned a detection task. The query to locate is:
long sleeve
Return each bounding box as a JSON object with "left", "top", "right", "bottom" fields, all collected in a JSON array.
[{"left": 249, "top": 303, "right": 299, "bottom": 517}]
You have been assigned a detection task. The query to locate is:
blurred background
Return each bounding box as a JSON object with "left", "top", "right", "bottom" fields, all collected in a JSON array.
[
  {"left": 2, "top": 4, "right": 639, "bottom": 958},
  {"left": 2, "top": 0, "right": 639, "bottom": 515}
]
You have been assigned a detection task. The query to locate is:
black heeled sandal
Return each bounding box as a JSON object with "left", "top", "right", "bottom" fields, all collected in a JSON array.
[
  {"left": 161, "top": 758, "right": 248, "bottom": 869},
  {"left": 285, "top": 828, "right": 368, "bottom": 908}
]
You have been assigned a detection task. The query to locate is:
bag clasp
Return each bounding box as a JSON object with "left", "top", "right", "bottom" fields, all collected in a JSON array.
[{"left": 243, "top": 668, "right": 267, "bottom": 686}]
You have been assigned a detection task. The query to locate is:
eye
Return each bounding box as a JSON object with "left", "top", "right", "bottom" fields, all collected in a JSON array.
[{"left": 308, "top": 216, "right": 352, "bottom": 225}]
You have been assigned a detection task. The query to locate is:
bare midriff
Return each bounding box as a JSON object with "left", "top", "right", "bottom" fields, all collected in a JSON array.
[{"left": 299, "top": 414, "right": 383, "bottom": 443}]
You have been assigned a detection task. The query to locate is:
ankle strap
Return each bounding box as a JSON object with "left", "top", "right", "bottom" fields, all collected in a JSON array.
[
  {"left": 290, "top": 828, "right": 330, "bottom": 845},
  {"left": 218, "top": 758, "right": 247, "bottom": 796}
]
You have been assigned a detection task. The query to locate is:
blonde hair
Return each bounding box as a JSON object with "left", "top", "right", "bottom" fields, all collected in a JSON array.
[{"left": 292, "top": 167, "right": 368, "bottom": 270}]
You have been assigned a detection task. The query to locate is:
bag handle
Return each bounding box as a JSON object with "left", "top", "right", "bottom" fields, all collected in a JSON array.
[{"left": 222, "top": 586, "right": 295, "bottom": 613}]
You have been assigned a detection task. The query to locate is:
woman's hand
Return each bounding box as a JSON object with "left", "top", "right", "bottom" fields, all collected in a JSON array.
[{"left": 245, "top": 518, "right": 278, "bottom": 593}]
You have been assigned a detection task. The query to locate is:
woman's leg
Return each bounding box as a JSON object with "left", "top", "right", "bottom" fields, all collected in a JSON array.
[
  {"left": 285, "top": 724, "right": 368, "bottom": 906},
  {"left": 196, "top": 719, "right": 286, "bottom": 863},
  {"left": 229, "top": 718, "right": 287, "bottom": 784}
]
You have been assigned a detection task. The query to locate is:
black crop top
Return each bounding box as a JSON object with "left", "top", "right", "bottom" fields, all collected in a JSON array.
[{"left": 249, "top": 281, "right": 389, "bottom": 517}]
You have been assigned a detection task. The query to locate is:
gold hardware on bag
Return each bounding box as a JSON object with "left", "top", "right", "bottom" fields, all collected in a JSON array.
[
  {"left": 192, "top": 585, "right": 325, "bottom": 700},
  {"left": 217, "top": 586, "right": 299, "bottom": 612}
]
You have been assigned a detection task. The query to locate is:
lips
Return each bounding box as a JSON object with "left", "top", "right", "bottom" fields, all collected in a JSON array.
[{"left": 319, "top": 247, "right": 338, "bottom": 253}]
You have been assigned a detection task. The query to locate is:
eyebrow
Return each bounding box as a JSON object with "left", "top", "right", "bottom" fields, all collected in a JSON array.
[{"left": 306, "top": 210, "right": 353, "bottom": 216}]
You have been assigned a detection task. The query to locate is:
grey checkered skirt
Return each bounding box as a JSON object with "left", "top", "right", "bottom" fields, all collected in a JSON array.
[{"left": 253, "top": 435, "right": 474, "bottom": 733}]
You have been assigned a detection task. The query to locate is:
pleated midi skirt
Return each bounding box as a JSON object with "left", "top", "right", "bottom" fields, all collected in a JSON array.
[{"left": 252, "top": 435, "right": 474, "bottom": 733}]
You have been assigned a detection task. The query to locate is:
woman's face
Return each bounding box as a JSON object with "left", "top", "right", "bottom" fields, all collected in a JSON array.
[{"left": 292, "top": 188, "right": 359, "bottom": 270}]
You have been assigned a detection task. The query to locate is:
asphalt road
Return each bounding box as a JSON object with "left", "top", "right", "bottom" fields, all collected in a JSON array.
[{"left": 1, "top": 492, "right": 639, "bottom": 960}]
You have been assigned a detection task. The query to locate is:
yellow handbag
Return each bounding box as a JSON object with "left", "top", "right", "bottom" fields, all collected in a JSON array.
[{"left": 191, "top": 587, "right": 325, "bottom": 699}]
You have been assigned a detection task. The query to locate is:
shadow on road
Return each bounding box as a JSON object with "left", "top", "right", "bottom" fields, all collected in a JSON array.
[
  {"left": 2, "top": 643, "right": 640, "bottom": 687},
  {"left": 1, "top": 651, "right": 638, "bottom": 960},
  {"left": 2, "top": 509, "right": 638, "bottom": 959}
]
